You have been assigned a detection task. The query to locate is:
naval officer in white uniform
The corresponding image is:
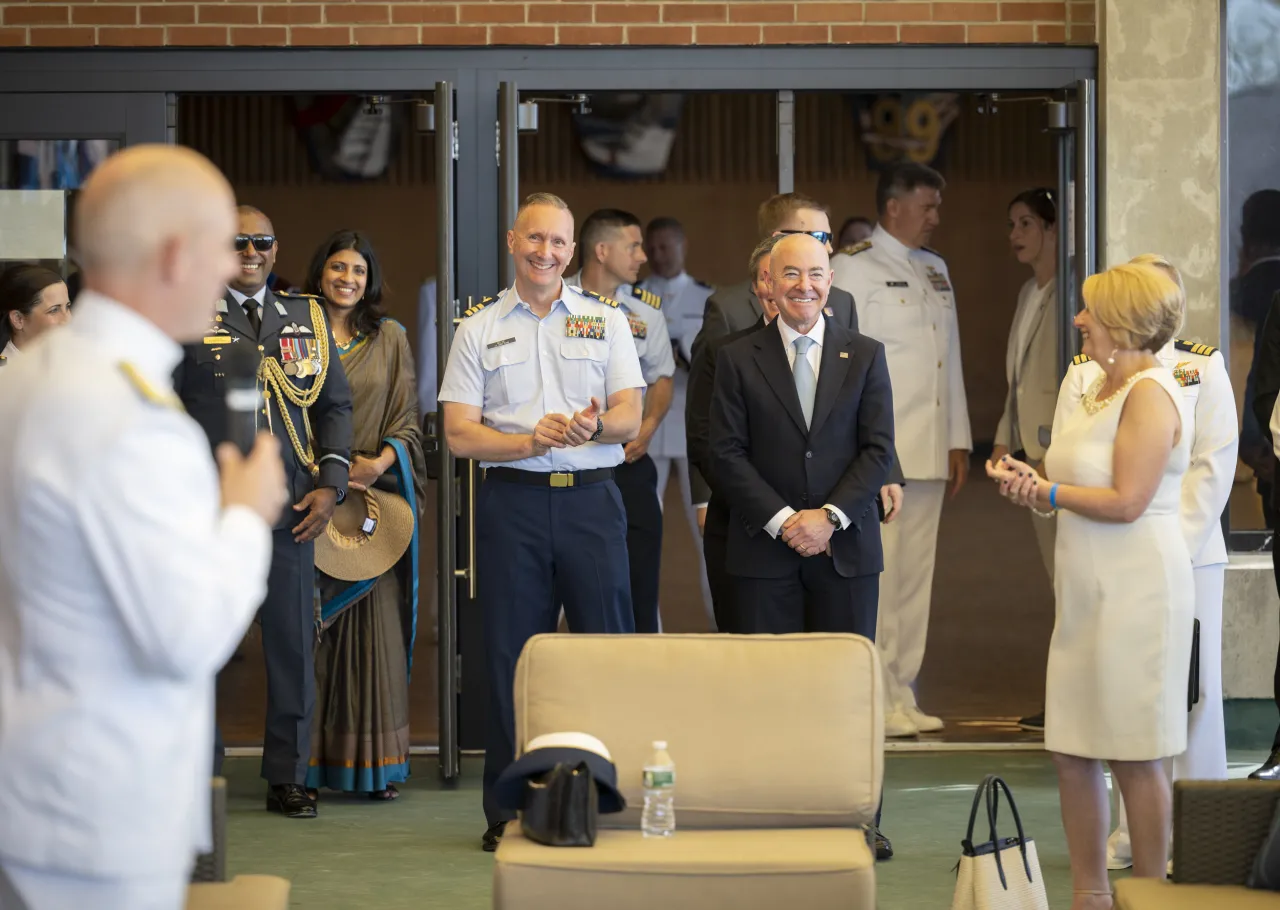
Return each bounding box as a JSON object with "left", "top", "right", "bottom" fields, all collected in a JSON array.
[
  {"left": 0, "top": 146, "right": 286, "bottom": 910},
  {"left": 832, "top": 161, "right": 972, "bottom": 738},
  {"left": 637, "top": 216, "right": 716, "bottom": 626},
  {"left": 1067, "top": 255, "right": 1236, "bottom": 870}
]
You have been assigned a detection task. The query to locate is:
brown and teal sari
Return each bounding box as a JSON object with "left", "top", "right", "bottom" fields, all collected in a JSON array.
[{"left": 307, "top": 318, "right": 426, "bottom": 794}]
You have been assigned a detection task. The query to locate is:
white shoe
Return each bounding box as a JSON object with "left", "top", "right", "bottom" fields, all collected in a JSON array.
[
  {"left": 885, "top": 710, "right": 919, "bottom": 738},
  {"left": 1106, "top": 829, "right": 1133, "bottom": 871},
  {"left": 904, "top": 705, "right": 944, "bottom": 733}
]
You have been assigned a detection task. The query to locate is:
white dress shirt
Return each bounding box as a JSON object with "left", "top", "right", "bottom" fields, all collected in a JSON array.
[
  {"left": 0, "top": 292, "right": 272, "bottom": 880},
  {"left": 762, "top": 315, "right": 852, "bottom": 538},
  {"left": 1, "top": 339, "right": 19, "bottom": 362}
]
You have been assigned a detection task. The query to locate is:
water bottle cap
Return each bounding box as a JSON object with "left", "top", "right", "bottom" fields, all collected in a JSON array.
[{"left": 653, "top": 740, "right": 667, "bottom": 750}]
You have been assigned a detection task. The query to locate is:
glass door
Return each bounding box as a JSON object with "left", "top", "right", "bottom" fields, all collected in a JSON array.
[{"left": 0, "top": 93, "right": 167, "bottom": 271}]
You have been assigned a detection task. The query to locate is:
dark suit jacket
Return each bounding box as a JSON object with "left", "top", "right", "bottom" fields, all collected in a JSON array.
[
  {"left": 689, "top": 281, "right": 901, "bottom": 502},
  {"left": 1247, "top": 265, "right": 1280, "bottom": 441},
  {"left": 710, "top": 317, "right": 895, "bottom": 579},
  {"left": 687, "top": 315, "right": 769, "bottom": 537},
  {"left": 174, "top": 288, "right": 354, "bottom": 529}
]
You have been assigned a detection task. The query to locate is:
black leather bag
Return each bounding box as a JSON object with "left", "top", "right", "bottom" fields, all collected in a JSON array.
[
  {"left": 520, "top": 761, "right": 598, "bottom": 847},
  {"left": 1188, "top": 618, "right": 1201, "bottom": 713}
]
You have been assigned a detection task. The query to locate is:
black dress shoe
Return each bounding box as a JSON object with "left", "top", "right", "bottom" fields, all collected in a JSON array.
[
  {"left": 1018, "top": 710, "right": 1045, "bottom": 732},
  {"left": 267, "top": 784, "right": 317, "bottom": 818},
  {"left": 1250, "top": 748, "right": 1280, "bottom": 781},
  {"left": 482, "top": 821, "right": 509, "bottom": 852},
  {"left": 870, "top": 826, "right": 893, "bottom": 861}
]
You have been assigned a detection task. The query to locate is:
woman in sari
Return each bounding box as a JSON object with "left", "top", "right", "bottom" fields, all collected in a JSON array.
[{"left": 305, "top": 230, "right": 426, "bottom": 800}]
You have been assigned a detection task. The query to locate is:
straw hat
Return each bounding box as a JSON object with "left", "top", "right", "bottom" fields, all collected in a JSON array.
[{"left": 315, "top": 486, "right": 415, "bottom": 581}]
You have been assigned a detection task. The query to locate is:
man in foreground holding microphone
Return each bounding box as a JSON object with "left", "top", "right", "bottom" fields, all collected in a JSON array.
[{"left": 0, "top": 145, "right": 287, "bottom": 909}]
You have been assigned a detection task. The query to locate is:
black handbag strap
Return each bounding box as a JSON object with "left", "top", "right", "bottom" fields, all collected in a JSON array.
[
  {"left": 983, "top": 775, "right": 1036, "bottom": 888},
  {"left": 959, "top": 775, "right": 1035, "bottom": 890}
]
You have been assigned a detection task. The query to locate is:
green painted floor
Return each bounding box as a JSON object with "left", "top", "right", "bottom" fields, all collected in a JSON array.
[{"left": 221, "top": 749, "right": 1270, "bottom": 908}]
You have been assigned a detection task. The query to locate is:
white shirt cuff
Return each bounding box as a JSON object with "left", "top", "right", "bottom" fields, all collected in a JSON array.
[
  {"left": 764, "top": 506, "right": 797, "bottom": 539},
  {"left": 693, "top": 502, "right": 708, "bottom": 510},
  {"left": 823, "top": 503, "right": 850, "bottom": 531}
]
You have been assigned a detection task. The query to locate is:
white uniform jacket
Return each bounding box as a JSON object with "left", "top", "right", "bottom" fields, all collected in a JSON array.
[
  {"left": 0, "top": 293, "right": 272, "bottom": 879},
  {"left": 831, "top": 223, "right": 972, "bottom": 480},
  {"left": 1055, "top": 340, "right": 1238, "bottom": 568}
]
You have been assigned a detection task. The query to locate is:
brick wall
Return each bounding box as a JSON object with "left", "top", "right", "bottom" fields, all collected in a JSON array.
[{"left": 0, "top": 1, "right": 1093, "bottom": 48}]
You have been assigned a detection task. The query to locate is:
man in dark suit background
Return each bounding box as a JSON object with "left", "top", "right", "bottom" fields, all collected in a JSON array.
[{"left": 686, "top": 236, "right": 779, "bottom": 633}]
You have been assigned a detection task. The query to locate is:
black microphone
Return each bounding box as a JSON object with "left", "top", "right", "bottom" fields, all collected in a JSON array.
[{"left": 223, "top": 342, "right": 263, "bottom": 455}]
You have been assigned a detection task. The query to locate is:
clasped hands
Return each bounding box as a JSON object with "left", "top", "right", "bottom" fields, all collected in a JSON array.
[
  {"left": 532, "top": 397, "right": 601, "bottom": 455},
  {"left": 985, "top": 453, "right": 1044, "bottom": 509},
  {"left": 781, "top": 509, "right": 834, "bottom": 557}
]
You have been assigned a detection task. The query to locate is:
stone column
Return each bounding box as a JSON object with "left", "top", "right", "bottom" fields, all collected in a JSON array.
[{"left": 1099, "top": 0, "right": 1221, "bottom": 344}]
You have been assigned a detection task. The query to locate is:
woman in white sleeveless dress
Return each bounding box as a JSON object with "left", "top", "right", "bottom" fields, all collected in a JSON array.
[{"left": 987, "top": 261, "right": 1194, "bottom": 910}]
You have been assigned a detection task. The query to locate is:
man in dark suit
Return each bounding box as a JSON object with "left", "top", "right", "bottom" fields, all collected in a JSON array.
[
  {"left": 709, "top": 232, "right": 896, "bottom": 859},
  {"left": 710, "top": 231, "right": 894, "bottom": 637},
  {"left": 690, "top": 193, "right": 902, "bottom": 524},
  {"left": 174, "top": 205, "right": 353, "bottom": 819}
]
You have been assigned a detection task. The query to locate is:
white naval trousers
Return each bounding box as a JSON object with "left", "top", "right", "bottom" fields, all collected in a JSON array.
[
  {"left": 1111, "top": 562, "right": 1227, "bottom": 846},
  {"left": 876, "top": 479, "right": 947, "bottom": 710},
  {"left": 0, "top": 858, "right": 188, "bottom": 910},
  {"left": 652, "top": 455, "right": 716, "bottom": 629}
]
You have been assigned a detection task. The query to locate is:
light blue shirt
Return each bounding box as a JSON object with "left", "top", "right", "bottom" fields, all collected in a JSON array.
[{"left": 438, "top": 282, "right": 645, "bottom": 472}]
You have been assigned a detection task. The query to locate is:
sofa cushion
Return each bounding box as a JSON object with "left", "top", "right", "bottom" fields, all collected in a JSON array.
[
  {"left": 1115, "top": 879, "right": 1280, "bottom": 910},
  {"left": 186, "top": 875, "right": 290, "bottom": 910},
  {"left": 513, "top": 633, "right": 884, "bottom": 829},
  {"left": 494, "top": 824, "right": 875, "bottom": 910}
]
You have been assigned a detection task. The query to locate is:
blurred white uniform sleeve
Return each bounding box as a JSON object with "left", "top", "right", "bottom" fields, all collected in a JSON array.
[
  {"left": 76, "top": 414, "right": 272, "bottom": 680},
  {"left": 1181, "top": 352, "right": 1238, "bottom": 560}
]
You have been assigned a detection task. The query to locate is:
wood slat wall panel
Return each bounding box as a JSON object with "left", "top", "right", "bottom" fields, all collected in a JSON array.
[{"left": 182, "top": 92, "right": 1052, "bottom": 187}]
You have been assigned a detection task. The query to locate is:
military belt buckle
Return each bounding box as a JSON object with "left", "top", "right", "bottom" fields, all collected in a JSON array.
[{"left": 548, "top": 472, "right": 574, "bottom": 488}]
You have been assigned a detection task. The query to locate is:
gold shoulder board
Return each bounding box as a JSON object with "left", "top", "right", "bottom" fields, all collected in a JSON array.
[
  {"left": 1071, "top": 353, "right": 1092, "bottom": 366},
  {"left": 276, "top": 290, "right": 322, "bottom": 300},
  {"left": 582, "top": 290, "right": 621, "bottom": 308},
  {"left": 119, "top": 362, "right": 183, "bottom": 410},
  {"left": 839, "top": 240, "right": 873, "bottom": 256},
  {"left": 463, "top": 296, "right": 496, "bottom": 318},
  {"left": 1173, "top": 339, "right": 1218, "bottom": 356},
  {"left": 632, "top": 286, "right": 662, "bottom": 310}
]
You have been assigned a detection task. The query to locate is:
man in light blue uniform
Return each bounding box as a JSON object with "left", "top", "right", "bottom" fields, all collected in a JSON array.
[
  {"left": 567, "top": 208, "right": 675, "bottom": 633},
  {"left": 438, "top": 192, "right": 645, "bottom": 853}
]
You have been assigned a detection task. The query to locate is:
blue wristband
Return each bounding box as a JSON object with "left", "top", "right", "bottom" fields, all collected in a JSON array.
[{"left": 1049, "top": 483, "right": 1060, "bottom": 510}]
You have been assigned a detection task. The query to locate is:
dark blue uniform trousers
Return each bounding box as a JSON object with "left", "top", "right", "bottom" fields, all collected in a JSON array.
[
  {"left": 479, "top": 474, "right": 634, "bottom": 827},
  {"left": 213, "top": 528, "right": 316, "bottom": 786}
]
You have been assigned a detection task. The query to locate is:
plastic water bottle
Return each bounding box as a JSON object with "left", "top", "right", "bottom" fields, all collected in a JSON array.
[{"left": 641, "top": 740, "right": 676, "bottom": 838}]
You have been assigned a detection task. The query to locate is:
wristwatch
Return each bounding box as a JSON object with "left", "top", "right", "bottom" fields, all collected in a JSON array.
[
  {"left": 589, "top": 416, "right": 604, "bottom": 442},
  {"left": 823, "top": 507, "right": 841, "bottom": 529}
]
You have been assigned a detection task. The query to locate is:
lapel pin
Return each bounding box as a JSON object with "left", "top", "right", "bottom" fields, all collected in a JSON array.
[{"left": 839, "top": 351, "right": 849, "bottom": 359}]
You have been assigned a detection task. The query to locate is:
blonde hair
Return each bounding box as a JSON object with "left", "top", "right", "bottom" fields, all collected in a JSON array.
[{"left": 1082, "top": 261, "right": 1184, "bottom": 353}]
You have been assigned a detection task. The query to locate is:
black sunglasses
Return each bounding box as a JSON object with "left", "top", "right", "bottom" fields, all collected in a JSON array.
[
  {"left": 234, "top": 233, "right": 276, "bottom": 252},
  {"left": 777, "top": 229, "right": 833, "bottom": 245}
]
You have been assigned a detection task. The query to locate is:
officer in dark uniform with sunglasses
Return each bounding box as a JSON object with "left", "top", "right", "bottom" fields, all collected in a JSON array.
[{"left": 173, "top": 204, "right": 353, "bottom": 820}]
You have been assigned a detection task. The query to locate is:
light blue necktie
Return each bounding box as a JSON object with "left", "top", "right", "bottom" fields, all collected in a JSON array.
[{"left": 792, "top": 335, "right": 816, "bottom": 429}]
